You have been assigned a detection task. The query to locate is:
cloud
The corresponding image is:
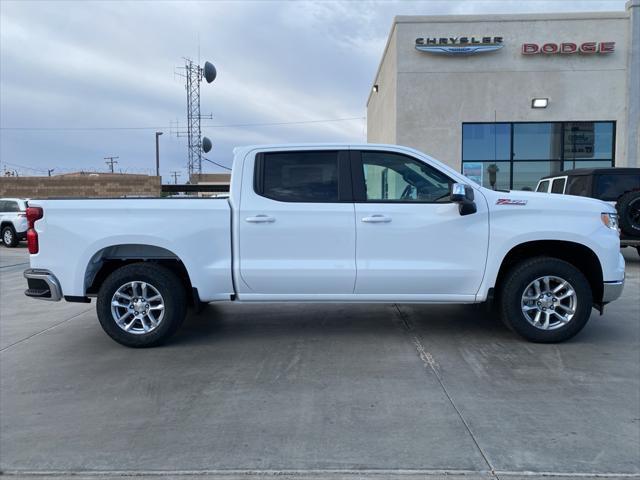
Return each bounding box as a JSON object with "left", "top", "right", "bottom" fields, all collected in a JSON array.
[{"left": 0, "top": 0, "right": 626, "bottom": 178}]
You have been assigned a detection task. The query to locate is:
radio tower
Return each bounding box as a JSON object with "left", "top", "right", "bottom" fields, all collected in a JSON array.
[
  {"left": 177, "top": 58, "right": 216, "bottom": 179},
  {"left": 185, "top": 59, "right": 204, "bottom": 177}
]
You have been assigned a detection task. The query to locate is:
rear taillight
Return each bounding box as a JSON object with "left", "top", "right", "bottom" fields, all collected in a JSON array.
[
  {"left": 27, "top": 229, "right": 39, "bottom": 254},
  {"left": 26, "top": 207, "right": 43, "bottom": 254}
]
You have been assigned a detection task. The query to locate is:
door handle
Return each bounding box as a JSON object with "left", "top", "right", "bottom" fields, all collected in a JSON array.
[
  {"left": 245, "top": 215, "right": 275, "bottom": 223},
  {"left": 361, "top": 214, "right": 392, "bottom": 223}
]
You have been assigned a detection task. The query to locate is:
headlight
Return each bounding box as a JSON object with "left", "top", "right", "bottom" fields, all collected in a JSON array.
[{"left": 601, "top": 212, "right": 619, "bottom": 233}]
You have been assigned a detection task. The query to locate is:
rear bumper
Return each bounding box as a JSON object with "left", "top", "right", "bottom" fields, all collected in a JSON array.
[
  {"left": 24, "top": 269, "right": 62, "bottom": 301},
  {"left": 602, "top": 278, "right": 624, "bottom": 303}
]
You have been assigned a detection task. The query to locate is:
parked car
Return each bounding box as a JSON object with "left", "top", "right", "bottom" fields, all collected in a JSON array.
[
  {"left": 536, "top": 168, "right": 640, "bottom": 254},
  {"left": 0, "top": 198, "right": 28, "bottom": 247},
  {"left": 23, "top": 144, "right": 624, "bottom": 347}
]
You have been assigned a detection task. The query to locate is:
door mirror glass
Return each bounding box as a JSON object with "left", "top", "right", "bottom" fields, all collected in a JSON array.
[
  {"left": 450, "top": 183, "right": 477, "bottom": 216},
  {"left": 450, "top": 183, "right": 474, "bottom": 203},
  {"left": 450, "top": 183, "right": 466, "bottom": 202}
]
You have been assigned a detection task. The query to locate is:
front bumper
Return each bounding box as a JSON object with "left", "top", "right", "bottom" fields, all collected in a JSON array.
[
  {"left": 602, "top": 278, "right": 624, "bottom": 303},
  {"left": 24, "top": 269, "right": 62, "bottom": 301}
]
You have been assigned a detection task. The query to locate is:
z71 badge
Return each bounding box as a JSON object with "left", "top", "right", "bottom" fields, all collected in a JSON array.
[{"left": 496, "top": 198, "right": 528, "bottom": 206}]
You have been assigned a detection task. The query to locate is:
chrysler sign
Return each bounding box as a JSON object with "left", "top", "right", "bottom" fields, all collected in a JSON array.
[{"left": 415, "top": 36, "right": 504, "bottom": 55}]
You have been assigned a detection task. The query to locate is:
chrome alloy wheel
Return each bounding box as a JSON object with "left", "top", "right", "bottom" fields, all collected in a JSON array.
[
  {"left": 521, "top": 276, "right": 577, "bottom": 330},
  {"left": 3, "top": 229, "right": 13, "bottom": 244},
  {"left": 111, "top": 281, "right": 165, "bottom": 334}
]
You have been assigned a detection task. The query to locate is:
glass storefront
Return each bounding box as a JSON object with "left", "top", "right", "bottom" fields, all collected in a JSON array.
[{"left": 462, "top": 122, "right": 615, "bottom": 190}]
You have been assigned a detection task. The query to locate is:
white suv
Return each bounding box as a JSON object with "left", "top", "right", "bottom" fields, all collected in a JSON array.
[{"left": 0, "top": 198, "right": 28, "bottom": 247}]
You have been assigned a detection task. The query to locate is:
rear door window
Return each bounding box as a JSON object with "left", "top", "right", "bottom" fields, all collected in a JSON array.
[
  {"left": 551, "top": 178, "right": 566, "bottom": 194},
  {"left": 594, "top": 174, "right": 640, "bottom": 201},
  {"left": 256, "top": 151, "right": 340, "bottom": 202},
  {"left": 536, "top": 180, "right": 550, "bottom": 192}
]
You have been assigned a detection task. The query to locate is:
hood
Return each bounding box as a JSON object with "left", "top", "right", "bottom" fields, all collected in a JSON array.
[{"left": 478, "top": 187, "right": 616, "bottom": 214}]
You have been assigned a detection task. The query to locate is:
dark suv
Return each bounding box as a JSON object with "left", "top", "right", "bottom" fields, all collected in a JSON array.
[{"left": 536, "top": 168, "right": 640, "bottom": 253}]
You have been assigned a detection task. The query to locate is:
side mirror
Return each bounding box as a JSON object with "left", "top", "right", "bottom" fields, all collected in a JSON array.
[{"left": 450, "top": 183, "right": 477, "bottom": 216}]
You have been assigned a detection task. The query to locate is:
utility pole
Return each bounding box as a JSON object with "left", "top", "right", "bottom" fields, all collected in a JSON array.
[
  {"left": 104, "top": 156, "right": 119, "bottom": 173},
  {"left": 170, "top": 171, "right": 180, "bottom": 184},
  {"left": 155, "top": 132, "right": 163, "bottom": 177}
]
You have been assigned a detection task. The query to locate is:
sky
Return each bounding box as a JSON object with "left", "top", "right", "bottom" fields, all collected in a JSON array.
[{"left": 0, "top": 0, "right": 627, "bottom": 182}]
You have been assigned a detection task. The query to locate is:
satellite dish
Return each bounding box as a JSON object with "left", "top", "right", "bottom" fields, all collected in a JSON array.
[
  {"left": 203, "top": 61, "right": 216, "bottom": 83},
  {"left": 202, "top": 136, "right": 212, "bottom": 153}
]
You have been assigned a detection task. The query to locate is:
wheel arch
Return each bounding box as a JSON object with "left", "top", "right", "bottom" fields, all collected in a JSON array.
[
  {"left": 494, "top": 240, "right": 604, "bottom": 303},
  {"left": 84, "top": 244, "right": 196, "bottom": 304}
]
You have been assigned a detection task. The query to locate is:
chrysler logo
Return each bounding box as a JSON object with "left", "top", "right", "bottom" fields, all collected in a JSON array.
[{"left": 415, "top": 36, "right": 504, "bottom": 55}]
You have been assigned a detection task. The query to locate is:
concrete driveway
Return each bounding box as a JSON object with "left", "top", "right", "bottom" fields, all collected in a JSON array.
[{"left": 1, "top": 245, "right": 639, "bottom": 480}]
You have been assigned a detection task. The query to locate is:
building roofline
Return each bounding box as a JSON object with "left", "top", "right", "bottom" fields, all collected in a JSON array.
[
  {"left": 366, "top": 9, "right": 628, "bottom": 107},
  {"left": 395, "top": 10, "right": 628, "bottom": 24}
]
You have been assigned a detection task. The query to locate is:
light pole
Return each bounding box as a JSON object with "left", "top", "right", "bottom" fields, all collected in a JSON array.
[{"left": 155, "top": 131, "right": 163, "bottom": 177}]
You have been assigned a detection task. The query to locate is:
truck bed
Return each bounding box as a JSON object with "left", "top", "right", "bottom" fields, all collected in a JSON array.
[{"left": 28, "top": 198, "right": 233, "bottom": 302}]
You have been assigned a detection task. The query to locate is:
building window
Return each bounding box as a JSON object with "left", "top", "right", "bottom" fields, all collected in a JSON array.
[
  {"left": 462, "top": 123, "right": 511, "bottom": 161},
  {"left": 513, "top": 123, "right": 563, "bottom": 160},
  {"left": 462, "top": 122, "right": 615, "bottom": 190}
]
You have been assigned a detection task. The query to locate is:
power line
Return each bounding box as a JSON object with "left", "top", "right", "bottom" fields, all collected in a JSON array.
[
  {"left": 170, "top": 171, "right": 181, "bottom": 184},
  {"left": 0, "top": 117, "right": 366, "bottom": 132},
  {"left": 1, "top": 161, "right": 48, "bottom": 173},
  {"left": 202, "top": 156, "right": 232, "bottom": 171}
]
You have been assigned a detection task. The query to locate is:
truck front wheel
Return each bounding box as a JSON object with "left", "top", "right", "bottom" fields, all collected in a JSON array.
[
  {"left": 499, "top": 257, "right": 592, "bottom": 343},
  {"left": 96, "top": 263, "right": 186, "bottom": 347}
]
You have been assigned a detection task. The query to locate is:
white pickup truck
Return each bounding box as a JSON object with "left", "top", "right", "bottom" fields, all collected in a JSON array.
[{"left": 23, "top": 144, "right": 625, "bottom": 347}]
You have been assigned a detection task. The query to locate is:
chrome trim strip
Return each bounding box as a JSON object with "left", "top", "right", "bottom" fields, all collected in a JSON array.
[
  {"left": 23, "top": 269, "right": 62, "bottom": 302},
  {"left": 602, "top": 279, "right": 624, "bottom": 303}
]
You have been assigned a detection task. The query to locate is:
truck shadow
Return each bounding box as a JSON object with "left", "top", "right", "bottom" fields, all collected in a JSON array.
[
  {"left": 173, "top": 302, "right": 511, "bottom": 347},
  {"left": 172, "top": 297, "right": 629, "bottom": 347}
]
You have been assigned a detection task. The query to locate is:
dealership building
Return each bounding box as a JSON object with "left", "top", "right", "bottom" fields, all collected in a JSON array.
[{"left": 367, "top": 0, "right": 639, "bottom": 190}]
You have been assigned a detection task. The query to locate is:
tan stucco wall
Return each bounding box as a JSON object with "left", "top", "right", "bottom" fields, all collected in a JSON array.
[
  {"left": 366, "top": 26, "right": 398, "bottom": 144},
  {"left": 626, "top": 0, "right": 640, "bottom": 167},
  {"left": 368, "top": 10, "right": 632, "bottom": 172}
]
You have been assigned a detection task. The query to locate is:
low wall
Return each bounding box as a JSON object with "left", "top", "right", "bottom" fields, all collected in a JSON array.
[{"left": 0, "top": 174, "right": 161, "bottom": 198}]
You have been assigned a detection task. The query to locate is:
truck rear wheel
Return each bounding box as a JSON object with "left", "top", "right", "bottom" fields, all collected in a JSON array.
[
  {"left": 499, "top": 257, "right": 592, "bottom": 343},
  {"left": 96, "top": 263, "right": 186, "bottom": 347}
]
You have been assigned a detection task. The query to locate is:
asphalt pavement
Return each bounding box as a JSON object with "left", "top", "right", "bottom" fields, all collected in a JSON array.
[{"left": 1, "top": 245, "right": 638, "bottom": 480}]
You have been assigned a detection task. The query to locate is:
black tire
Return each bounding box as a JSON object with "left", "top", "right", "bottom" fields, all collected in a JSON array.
[
  {"left": 2, "top": 225, "right": 18, "bottom": 247},
  {"left": 616, "top": 190, "right": 640, "bottom": 238},
  {"left": 96, "top": 263, "right": 186, "bottom": 348},
  {"left": 499, "top": 257, "right": 592, "bottom": 343}
]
